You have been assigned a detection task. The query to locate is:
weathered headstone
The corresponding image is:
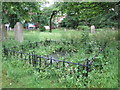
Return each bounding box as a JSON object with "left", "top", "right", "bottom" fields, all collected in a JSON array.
[
  {"left": 0, "top": 24, "right": 8, "bottom": 41},
  {"left": 91, "top": 25, "right": 96, "bottom": 33},
  {"left": 14, "top": 22, "right": 24, "bottom": 42},
  {"left": 64, "top": 28, "right": 67, "bottom": 32}
]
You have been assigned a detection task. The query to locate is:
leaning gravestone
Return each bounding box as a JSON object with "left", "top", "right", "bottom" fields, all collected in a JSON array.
[
  {"left": 14, "top": 22, "right": 24, "bottom": 42},
  {"left": 91, "top": 25, "right": 96, "bottom": 33},
  {"left": 0, "top": 24, "right": 8, "bottom": 41}
]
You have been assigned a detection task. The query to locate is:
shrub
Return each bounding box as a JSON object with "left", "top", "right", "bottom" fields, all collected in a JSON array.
[
  {"left": 77, "top": 25, "right": 90, "bottom": 31},
  {"left": 39, "top": 24, "right": 46, "bottom": 32}
]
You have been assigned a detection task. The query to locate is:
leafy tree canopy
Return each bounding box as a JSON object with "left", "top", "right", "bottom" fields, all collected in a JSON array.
[
  {"left": 54, "top": 2, "right": 119, "bottom": 29},
  {"left": 2, "top": 2, "right": 42, "bottom": 27}
]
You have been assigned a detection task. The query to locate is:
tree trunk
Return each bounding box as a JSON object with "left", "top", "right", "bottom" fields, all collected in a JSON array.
[{"left": 50, "top": 17, "right": 52, "bottom": 32}]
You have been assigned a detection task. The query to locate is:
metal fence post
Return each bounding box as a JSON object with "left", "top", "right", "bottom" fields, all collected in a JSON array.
[
  {"left": 77, "top": 65, "right": 80, "bottom": 78},
  {"left": 56, "top": 62, "right": 59, "bottom": 69},
  {"left": 86, "top": 59, "right": 89, "bottom": 77},
  {"left": 44, "top": 56, "right": 47, "bottom": 66},
  {"left": 35, "top": 42, "right": 38, "bottom": 47},
  {"left": 29, "top": 53, "right": 31, "bottom": 64},
  {"left": 63, "top": 61, "right": 65, "bottom": 67},
  {"left": 62, "top": 61, "right": 65, "bottom": 72},
  {"left": 71, "top": 39, "right": 73, "bottom": 44},
  {"left": 20, "top": 52, "right": 23, "bottom": 59},
  {"left": 33, "top": 52, "right": 37, "bottom": 67},
  {"left": 32, "top": 52, "right": 34, "bottom": 66},
  {"left": 21, "top": 45, "right": 24, "bottom": 50},
  {"left": 3, "top": 45, "right": 8, "bottom": 56},
  {"left": 82, "top": 63, "right": 85, "bottom": 77},
  {"left": 50, "top": 57, "right": 52, "bottom": 65},
  {"left": 39, "top": 55, "right": 41, "bottom": 68}
]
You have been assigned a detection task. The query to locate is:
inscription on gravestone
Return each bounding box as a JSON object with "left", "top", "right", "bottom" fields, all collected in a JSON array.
[{"left": 14, "top": 22, "right": 24, "bottom": 42}]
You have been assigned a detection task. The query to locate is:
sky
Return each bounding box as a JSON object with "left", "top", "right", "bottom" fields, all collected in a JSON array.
[
  {"left": 40, "top": 0, "right": 54, "bottom": 10},
  {"left": 44, "top": 0, "right": 54, "bottom": 7}
]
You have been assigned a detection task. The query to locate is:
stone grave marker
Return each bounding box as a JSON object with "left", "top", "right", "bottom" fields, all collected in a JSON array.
[
  {"left": 14, "top": 22, "right": 24, "bottom": 42},
  {"left": 64, "top": 28, "right": 67, "bottom": 32},
  {"left": 91, "top": 25, "right": 96, "bottom": 33},
  {"left": 0, "top": 24, "right": 8, "bottom": 41}
]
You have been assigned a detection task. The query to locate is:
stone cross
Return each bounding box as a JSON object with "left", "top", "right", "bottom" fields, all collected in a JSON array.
[
  {"left": 14, "top": 22, "right": 24, "bottom": 42},
  {"left": 0, "top": 24, "right": 8, "bottom": 41},
  {"left": 91, "top": 25, "right": 96, "bottom": 33}
]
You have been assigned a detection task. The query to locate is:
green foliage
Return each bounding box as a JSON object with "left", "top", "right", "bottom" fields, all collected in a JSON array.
[
  {"left": 39, "top": 24, "right": 46, "bottom": 32},
  {"left": 77, "top": 25, "right": 90, "bottom": 31},
  {"left": 116, "top": 30, "right": 119, "bottom": 40},
  {"left": 60, "top": 16, "right": 79, "bottom": 29},
  {"left": 2, "top": 2, "right": 42, "bottom": 27},
  {"left": 55, "top": 2, "right": 118, "bottom": 29},
  {"left": 89, "top": 12, "right": 118, "bottom": 28},
  {"left": 2, "top": 29, "right": 118, "bottom": 88}
]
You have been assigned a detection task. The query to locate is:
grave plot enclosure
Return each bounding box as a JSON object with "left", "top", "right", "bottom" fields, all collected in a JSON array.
[{"left": 3, "top": 39, "right": 107, "bottom": 78}]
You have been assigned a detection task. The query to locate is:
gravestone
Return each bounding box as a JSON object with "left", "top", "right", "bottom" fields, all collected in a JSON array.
[
  {"left": 91, "top": 25, "right": 96, "bottom": 33},
  {"left": 0, "top": 24, "right": 8, "bottom": 41},
  {"left": 64, "top": 28, "right": 67, "bottom": 32},
  {"left": 14, "top": 22, "right": 24, "bottom": 42}
]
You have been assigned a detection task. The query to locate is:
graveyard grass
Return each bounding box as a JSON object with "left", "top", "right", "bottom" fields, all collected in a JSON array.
[{"left": 2, "top": 28, "right": 119, "bottom": 88}]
